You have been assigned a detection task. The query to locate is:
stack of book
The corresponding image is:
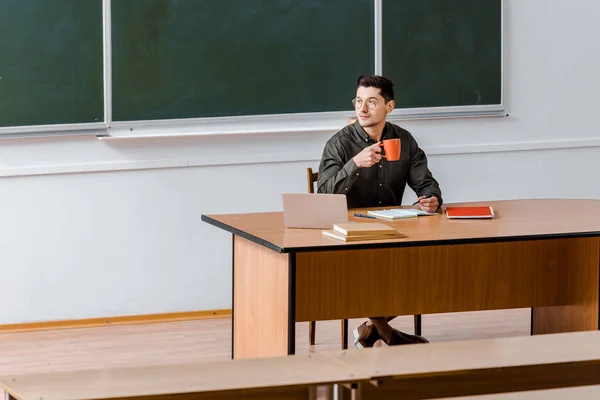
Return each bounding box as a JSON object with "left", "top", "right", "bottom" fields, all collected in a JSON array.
[{"left": 322, "top": 222, "right": 404, "bottom": 242}]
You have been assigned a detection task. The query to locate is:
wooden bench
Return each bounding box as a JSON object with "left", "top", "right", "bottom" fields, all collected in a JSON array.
[
  {"left": 337, "top": 331, "right": 600, "bottom": 399},
  {"left": 444, "top": 384, "right": 600, "bottom": 399},
  {"left": 0, "top": 351, "right": 366, "bottom": 400},
  {"left": 4, "top": 331, "right": 600, "bottom": 400}
]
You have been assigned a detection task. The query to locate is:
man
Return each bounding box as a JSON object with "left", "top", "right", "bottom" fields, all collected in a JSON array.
[{"left": 317, "top": 74, "right": 443, "bottom": 348}]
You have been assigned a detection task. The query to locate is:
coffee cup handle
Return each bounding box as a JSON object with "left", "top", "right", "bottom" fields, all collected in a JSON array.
[{"left": 377, "top": 142, "right": 388, "bottom": 159}]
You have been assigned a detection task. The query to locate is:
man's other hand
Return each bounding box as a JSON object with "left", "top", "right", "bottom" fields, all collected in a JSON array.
[
  {"left": 352, "top": 143, "right": 382, "bottom": 168},
  {"left": 418, "top": 196, "right": 439, "bottom": 213}
]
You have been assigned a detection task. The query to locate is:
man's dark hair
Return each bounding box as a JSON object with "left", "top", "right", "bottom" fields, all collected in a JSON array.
[{"left": 356, "top": 74, "right": 394, "bottom": 102}]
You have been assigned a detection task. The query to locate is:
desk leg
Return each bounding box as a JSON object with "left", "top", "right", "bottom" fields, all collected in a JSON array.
[
  {"left": 532, "top": 237, "right": 599, "bottom": 334},
  {"left": 231, "top": 235, "right": 235, "bottom": 359},
  {"left": 232, "top": 235, "right": 295, "bottom": 359}
]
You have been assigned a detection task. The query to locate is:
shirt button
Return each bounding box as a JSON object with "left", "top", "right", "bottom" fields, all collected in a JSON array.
[
  {"left": 379, "top": 183, "right": 383, "bottom": 187},
  {"left": 379, "top": 165, "right": 382, "bottom": 168},
  {"left": 379, "top": 201, "right": 382, "bottom": 204},
  {"left": 356, "top": 173, "right": 359, "bottom": 176},
  {"left": 345, "top": 188, "right": 348, "bottom": 191}
]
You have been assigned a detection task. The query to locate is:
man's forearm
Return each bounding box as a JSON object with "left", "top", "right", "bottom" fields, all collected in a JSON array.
[{"left": 318, "top": 161, "right": 359, "bottom": 194}]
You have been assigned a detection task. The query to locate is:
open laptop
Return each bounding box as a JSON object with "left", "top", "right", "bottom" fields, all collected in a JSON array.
[{"left": 282, "top": 193, "right": 348, "bottom": 229}]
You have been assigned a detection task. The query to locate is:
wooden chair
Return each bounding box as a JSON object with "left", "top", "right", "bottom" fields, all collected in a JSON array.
[{"left": 306, "top": 167, "right": 422, "bottom": 348}]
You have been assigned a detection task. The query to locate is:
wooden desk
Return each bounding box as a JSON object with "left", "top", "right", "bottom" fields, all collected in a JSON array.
[
  {"left": 5, "top": 331, "right": 600, "bottom": 400},
  {"left": 332, "top": 331, "right": 600, "bottom": 399},
  {"left": 0, "top": 352, "right": 363, "bottom": 400},
  {"left": 202, "top": 199, "right": 600, "bottom": 359},
  {"left": 444, "top": 385, "right": 600, "bottom": 399}
]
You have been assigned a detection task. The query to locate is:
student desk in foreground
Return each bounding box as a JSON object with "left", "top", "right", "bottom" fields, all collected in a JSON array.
[
  {"left": 4, "top": 331, "right": 600, "bottom": 400},
  {"left": 201, "top": 199, "right": 600, "bottom": 359}
]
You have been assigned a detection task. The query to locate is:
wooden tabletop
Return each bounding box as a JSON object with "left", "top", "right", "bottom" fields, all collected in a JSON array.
[
  {"left": 202, "top": 199, "right": 600, "bottom": 253},
  {"left": 4, "top": 331, "right": 600, "bottom": 400},
  {"left": 330, "top": 331, "right": 600, "bottom": 399},
  {"left": 0, "top": 352, "right": 362, "bottom": 400},
  {"left": 325, "top": 330, "right": 600, "bottom": 379},
  {"left": 444, "top": 385, "right": 600, "bottom": 399}
]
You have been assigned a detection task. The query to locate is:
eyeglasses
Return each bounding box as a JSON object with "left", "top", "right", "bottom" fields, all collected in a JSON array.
[{"left": 351, "top": 98, "right": 378, "bottom": 110}]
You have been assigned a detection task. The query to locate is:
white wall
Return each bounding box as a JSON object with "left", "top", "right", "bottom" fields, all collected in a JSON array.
[{"left": 1, "top": 0, "right": 599, "bottom": 324}]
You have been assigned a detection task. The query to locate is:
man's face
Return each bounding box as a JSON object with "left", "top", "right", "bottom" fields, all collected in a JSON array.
[{"left": 354, "top": 86, "right": 394, "bottom": 128}]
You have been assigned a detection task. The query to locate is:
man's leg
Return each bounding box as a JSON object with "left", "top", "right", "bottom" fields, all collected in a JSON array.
[
  {"left": 369, "top": 317, "right": 395, "bottom": 343},
  {"left": 353, "top": 316, "right": 394, "bottom": 348},
  {"left": 354, "top": 316, "right": 428, "bottom": 348}
]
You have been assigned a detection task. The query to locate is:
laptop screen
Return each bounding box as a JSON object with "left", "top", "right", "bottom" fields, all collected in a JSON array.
[{"left": 282, "top": 193, "right": 348, "bottom": 229}]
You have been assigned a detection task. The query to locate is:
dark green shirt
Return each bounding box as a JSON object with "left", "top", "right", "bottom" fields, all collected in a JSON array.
[{"left": 317, "top": 121, "right": 443, "bottom": 209}]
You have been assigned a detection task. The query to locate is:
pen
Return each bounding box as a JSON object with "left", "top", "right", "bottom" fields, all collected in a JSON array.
[
  {"left": 354, "top": 213, "right": 376, "bottom": 219},
  {"left": 412, "top": 196, "right": 431, "bottom": 205}
]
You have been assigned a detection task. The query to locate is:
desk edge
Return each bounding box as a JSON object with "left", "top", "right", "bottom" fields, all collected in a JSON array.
[
  {"left": 201, "top": 215, "right": 284, "bottom": 253},
  {"left": 199, "top": 217, "right": 600, "bottom": 254}
]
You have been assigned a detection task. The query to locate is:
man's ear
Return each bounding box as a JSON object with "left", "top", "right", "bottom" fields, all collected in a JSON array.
[{"left": 386, "top": 100, "right": 395, "bottom": 114}]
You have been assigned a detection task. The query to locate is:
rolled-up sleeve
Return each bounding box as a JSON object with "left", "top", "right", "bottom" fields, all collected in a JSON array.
[{"left": 317, "top": 139, "right": 360, "bottom": 194}]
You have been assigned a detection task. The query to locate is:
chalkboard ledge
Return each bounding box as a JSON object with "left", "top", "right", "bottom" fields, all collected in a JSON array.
[
  {"left": 0, "top": 123, "right": 106, "bottom": 141},
  {"left": 0, "top": 105, "right": 506, "bottom": 141},
  {"left": 101, "top": 105, "right": 506, "bottom": 140}
]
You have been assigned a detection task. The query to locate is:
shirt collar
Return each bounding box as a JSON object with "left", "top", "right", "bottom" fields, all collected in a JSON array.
[{"left": 354, "top": 121, "right": 389, "bottom": 143}]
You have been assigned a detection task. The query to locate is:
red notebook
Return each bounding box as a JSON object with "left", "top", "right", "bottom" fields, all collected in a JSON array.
[{"left": 445, "top": 206, "right": 495, "bottom": 219}]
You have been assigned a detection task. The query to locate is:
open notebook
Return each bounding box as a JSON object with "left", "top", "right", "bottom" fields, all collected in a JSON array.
[{"left": 367, "top": 208, "right": 437, "bottom": 220}]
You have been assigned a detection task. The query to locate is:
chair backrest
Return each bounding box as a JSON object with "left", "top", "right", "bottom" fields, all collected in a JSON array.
[{"left": 306, "top": 167, "right": 318, "bottom": 194}]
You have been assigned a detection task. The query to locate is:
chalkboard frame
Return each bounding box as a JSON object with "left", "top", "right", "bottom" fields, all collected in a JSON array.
[
  {"left": 0, "top": 0, "right": 108, "bottom": 138},
  {"left": 382, "top": 0, "right": 505, "bottom": 121},
  {"left": 0, "top": 0, "right": 505, "bottom": 139}
]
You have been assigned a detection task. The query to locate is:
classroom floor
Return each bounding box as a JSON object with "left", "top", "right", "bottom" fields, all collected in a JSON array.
[{"left": 0, "top": 308, "right": 530, "bottom": 376}]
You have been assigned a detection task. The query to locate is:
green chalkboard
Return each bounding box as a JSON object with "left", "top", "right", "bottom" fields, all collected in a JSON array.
[
  {"left": 383, "top": 0, "right": 502, "bottom": 108},
  {"left": 0, "top": 0, "right": 104, "bottom": 128},
  {"left": 111, "top": 0, "right": 374, "bottom": 121},
  {"left": 0, "top": 0, "right": 502, "bottom": 130}
]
